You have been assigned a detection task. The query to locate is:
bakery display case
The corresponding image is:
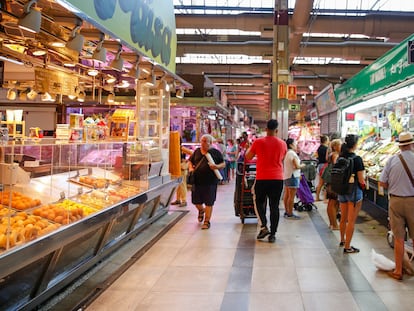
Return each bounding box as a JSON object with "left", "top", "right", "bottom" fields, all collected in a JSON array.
[{"left": 0, "top": 139, "right": 179, "bottom": 311}]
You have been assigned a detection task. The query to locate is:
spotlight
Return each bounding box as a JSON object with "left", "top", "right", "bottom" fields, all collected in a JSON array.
[
  {"left": 107, "top": 92, "right": 115, "bottom": 103},
  {"left": 176, "top": 89, "right": 184, "bottom": 99},
  {"left": 18, "top": 0, "right": 41, "bottom": 33},
  {"left": 106, "top": 75, "right": 116, "bottom": 84},
  {"left": 92, "top": 39, "right": 107, "bottom": 63},
  {"left": 41, "top": 92, "right": 54, "bottom": 102},
  {"left": 66, "top": 30, "right": 84, "bottom": 53},
  {"left": 27, "top": 89, "right": 38, "bottom": 100},
  {"left": 77, "top": 90, "right": 85, "bottom": 102},
  {"left": 110, "top": 48, "right": 124, "bottom": 71},
  {"left": 7, "top": 88, "right": 17, "bottom": 100}
]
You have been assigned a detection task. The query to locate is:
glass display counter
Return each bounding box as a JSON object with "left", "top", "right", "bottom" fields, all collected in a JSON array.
[{"left": 0, "top": 139, "right": 179, "bottom": 311}]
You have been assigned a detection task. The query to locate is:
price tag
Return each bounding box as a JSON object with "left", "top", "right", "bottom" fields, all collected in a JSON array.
[{"left": 378, "top": 182, "right": 384, "bottom": 196}]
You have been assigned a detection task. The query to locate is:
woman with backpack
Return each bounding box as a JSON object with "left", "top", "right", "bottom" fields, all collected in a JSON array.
[
  {"left": 337, "top": 134, "right": 366, "bottom": 254},
  {"left": 322, "top": 139, "right": 342, "bottom": 230}
]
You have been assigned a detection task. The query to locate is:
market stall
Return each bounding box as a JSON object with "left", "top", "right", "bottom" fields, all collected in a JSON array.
[{"left": 335, "top": 33, "right": 414, "bottom": 210}]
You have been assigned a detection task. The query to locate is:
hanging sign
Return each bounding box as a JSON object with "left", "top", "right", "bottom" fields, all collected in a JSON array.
[
  {"left": 287, "top": 85, "right": 297, "bottom": 100},
  {"left": 278, "top": 83, "right": 287, "bottom": 99},
  {"left": 58, "top": 0, "right": 177, "bottom": 73},
  {"left": 34, "top": 68, "right": 78, "bottom": 96},
  {"left": 289, "top": 104, "right": 301, "bottom": 112}
]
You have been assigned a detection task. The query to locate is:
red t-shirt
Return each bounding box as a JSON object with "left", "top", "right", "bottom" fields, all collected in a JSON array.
[{"left": 249, "top": 136, "right": 287, "bottom": 180}]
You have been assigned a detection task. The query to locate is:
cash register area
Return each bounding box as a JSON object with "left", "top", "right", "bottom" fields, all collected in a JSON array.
[{"left": 81, "top": 180, "right": 413, "bottom": 311}]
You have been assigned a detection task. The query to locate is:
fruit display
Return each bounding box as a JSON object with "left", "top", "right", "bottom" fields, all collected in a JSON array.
[
  {"left": 0, "top": 191, "right": 41, "bottom": 210},
  {"left": 0, "top": 212, "right": 60, "bottom": 249}
]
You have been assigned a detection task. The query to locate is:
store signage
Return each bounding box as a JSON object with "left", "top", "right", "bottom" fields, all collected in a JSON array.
[
  {"left": 409, "top": 40, "right": 414, "bottom": 64},
  {"left": 58, "top": 0, "right": 177, "bottom": 73},
  {"left": 335, "top": 33, "right": 414, "bottom": 108},
  {"left": 289, "top": 104, "right": 301, "bottom": 112},
  {"left": 278, "top": 83, "right": 287, "bottom": 99},
  {"left": 34, "top": 68, "right": 78, "bottom": 96},
  {"left": 287, "top": 85, "right": 297, "bottom": 100}
]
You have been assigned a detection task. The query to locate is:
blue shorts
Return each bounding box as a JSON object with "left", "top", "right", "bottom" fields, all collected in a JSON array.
[
  {"left": 284, "top": 176, "right": 300, "bottom": 188},
  {"left": 337, "top": 186, "right": 363, "bottom": 203}
]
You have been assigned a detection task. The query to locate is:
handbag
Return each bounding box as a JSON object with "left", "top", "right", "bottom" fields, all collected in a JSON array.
[{"left": 186, "top": 156, "right": 204, "bottom": 185}]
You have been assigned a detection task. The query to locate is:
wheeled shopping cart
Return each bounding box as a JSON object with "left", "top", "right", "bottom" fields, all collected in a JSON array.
[
  {"left": 294, "top": 173, "right": 317, "bottom": 212},
  {"left": 233, "top": 160, "right": 257, "bottom": 224},
  {"left": 300, "top": 159, "right": 318, "bottom": 192}
]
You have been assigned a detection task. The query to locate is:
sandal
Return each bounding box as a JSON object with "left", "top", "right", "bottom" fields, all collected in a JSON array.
[
  {"left": 387, "top": 271, "right": 403, "bottom": 281},
  {"left": 344, "top": 246, "right": 360, "bottom": 254},
  {"left": 339, "top": 241, "right": 345, "bottom": 247},
  {"left": 201, "top": 221, "right": 210, "bottom": 230},
  {"left": 198, "top": 210, "right": 205, "bottom": 223}
]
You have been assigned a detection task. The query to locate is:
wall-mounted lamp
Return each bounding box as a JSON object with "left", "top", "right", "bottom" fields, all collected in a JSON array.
[
  {"left": 176, "top": 88, "right": 184, "bottom": 99},
  {"left": 66, "top": 24, "right": 84, "bottom": 53},
  {"left": 92, "top": 39, "right": 107, "bottom": 63},
  {"left": 110, "top": 47, "right": 124, "bottom": 71},
  {"left": 18, "top": 0, "right": 41, "bottom": 34}
]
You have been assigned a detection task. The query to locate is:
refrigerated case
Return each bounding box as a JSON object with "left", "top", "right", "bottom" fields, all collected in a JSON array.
[{"left": 0, "top": 139, "right": 179, "bottom": 311}]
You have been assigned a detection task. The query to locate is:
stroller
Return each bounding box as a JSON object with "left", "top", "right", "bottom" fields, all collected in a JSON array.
[
  {"left": 300, "top": 160, "right": 318, "bottom": 192},
  {"left": 294, "top": 173, "right": 317, "bottom": 212}
]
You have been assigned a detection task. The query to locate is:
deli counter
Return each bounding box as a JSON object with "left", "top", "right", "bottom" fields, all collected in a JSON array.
[{"left": 0, "top": 139, "right": 179, "bottom": 311}]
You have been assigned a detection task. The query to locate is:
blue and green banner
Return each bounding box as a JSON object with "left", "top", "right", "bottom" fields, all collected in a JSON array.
[
  {"left": 335, "top": 34, "right": 414, "bottom": 108},
  {"left": 58, "top": 0, "right": 177, "bottom": 73}
]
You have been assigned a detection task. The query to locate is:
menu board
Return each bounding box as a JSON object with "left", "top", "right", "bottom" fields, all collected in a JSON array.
[
  {"left": 34, "top": 68, "right": 78, "bottom": 96},
  {"left": 315, "top": 84, "right": 338, "bottom": 117}
]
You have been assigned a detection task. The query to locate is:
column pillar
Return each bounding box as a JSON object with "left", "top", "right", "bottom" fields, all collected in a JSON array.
[{"left": 271, "top": 0, "right": 289, "bottom": 139}]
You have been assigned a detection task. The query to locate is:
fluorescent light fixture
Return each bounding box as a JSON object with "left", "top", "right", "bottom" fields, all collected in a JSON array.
[
  {"left": 0, "top": 56, "right": 24, "bottom": 65},
  {"left": 18, "top": 0, "right": 41, "bottom": 33}
]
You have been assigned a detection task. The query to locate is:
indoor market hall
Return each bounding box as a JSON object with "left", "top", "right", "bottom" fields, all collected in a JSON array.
[{"left": 79, "top": 179, "right": 413, "bottom": 311}]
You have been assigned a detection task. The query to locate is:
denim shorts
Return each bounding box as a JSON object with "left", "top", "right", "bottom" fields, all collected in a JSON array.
[
  {"left": 284, "top": 176, "right": 300, "bottom": 188},
  {"left": 337, "top": 186, "right": 363, "bottom": 203}
]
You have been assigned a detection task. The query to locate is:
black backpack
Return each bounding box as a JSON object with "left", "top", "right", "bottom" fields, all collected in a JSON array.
[{"left": 330, "top": 156, "right": 356, "bottom": 195}]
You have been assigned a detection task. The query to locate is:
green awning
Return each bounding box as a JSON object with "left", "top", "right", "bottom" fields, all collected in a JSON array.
[{"left": 335, "top": 34, "right": 414, "bottom": 108}]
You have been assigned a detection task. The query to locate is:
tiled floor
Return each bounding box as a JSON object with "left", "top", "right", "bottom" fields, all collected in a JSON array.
[{"left": 86, "top": 180, "right": 414, "bottom": 311}]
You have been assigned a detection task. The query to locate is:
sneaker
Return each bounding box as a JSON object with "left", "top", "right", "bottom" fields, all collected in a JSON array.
[
  {"left": 268, "top": 235, "right": 276, "bottom": 243},
  {"left": 344, "top": 246, "right": 360, "bottom": 254},
  {"left": 171, "top": 200, "right": 181, "bottom": 205},
  {"left": 285, "top": 214, "right": 300, "bottom": 220},
  {"left": 179, "top": 202, "right": 187, "bottom": 207},
  {"left": 257, "top": 227, "right": 270, "bottom": 239}
]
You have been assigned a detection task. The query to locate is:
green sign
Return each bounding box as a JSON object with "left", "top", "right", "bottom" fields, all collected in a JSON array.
[
  {"left": 289, "top": 104, "right": 301, "bottom": 112},
  {"left": 58, "top": 0, "right": 177, "bottom": 73},
  {"left": 335, "top": 33, "right": 414, "bottom": 108}
]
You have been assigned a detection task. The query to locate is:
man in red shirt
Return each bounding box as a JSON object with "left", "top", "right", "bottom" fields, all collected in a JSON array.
[{"left": 245, "top": 119, "right": 287, "bottom": 243}]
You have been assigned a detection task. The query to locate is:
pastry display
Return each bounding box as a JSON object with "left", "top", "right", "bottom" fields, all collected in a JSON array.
[
  {"left": 70, "top": 175, "right": 121, "bottom": 189},
  {"left": 0, "top": 212, "right": 60, "bottom": 250},
  {"left": 0, "top": 191, "right": 41, "bottom": 210}
]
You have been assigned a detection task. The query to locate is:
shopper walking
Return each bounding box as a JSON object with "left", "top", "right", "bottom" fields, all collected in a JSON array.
[
  {"left": 379, "top": 132, "right": 414, "bottom": 280},
  {"left": 283, "top": 138, "right": 304, "bottom": 219},
  {"left": 315, "top": 135, "right": 329, "bottom": 201},
  {"left": 245, "top": 119, "right": 287, "bottom": 243},
  {"left": 324, "top": 138, "right": 342, "bottom": 230},
  {"left": 337, "top": 134, "right": 365, "bottom": 254},
  {"left": 225, "top": 139, "right": 237, "bottom": 181},
  {"left": 188, "top": 134, "right": 225, "bottom": 230}
]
